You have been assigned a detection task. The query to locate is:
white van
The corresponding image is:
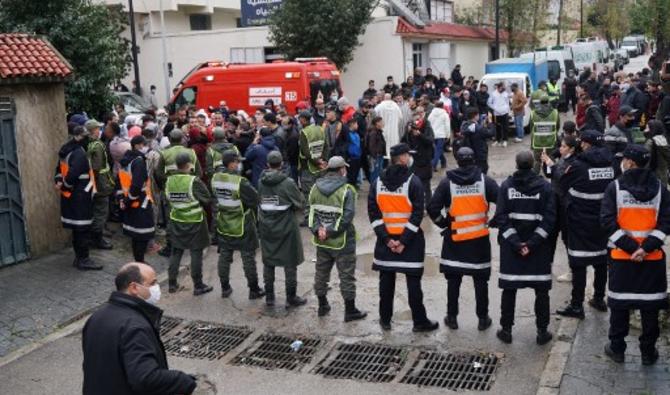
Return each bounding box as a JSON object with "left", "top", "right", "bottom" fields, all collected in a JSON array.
[
  {"left": 478, "top": 72, "right": 532, "bottom": 129},
  {"left": 569, "top": 42, "right": 599, "bottom": 72}
]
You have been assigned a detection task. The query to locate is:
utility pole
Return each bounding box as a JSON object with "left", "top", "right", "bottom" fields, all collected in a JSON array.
[
  {"left": 557, "top": 0, "right": 564, "bottom": 46},
  {"left": 579, "top": 0, "right": 584, "bottom": 38},
  {"left": 128, "top": 0, "right": 141, "bottom": 95},
  {"left": 495, "top": 0, "right": 500, "bottom": 60},
  {"left": 159, "top": 0, "right": 171, "bottom": 105}
]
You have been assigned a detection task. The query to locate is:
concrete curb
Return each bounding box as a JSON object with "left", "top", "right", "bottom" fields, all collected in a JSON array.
[
  {"left": 535, "top": 316, "right": 580, "bottom": 395},
  {"left": 0, "top": 265, "right": 180, "bottom": 369}
]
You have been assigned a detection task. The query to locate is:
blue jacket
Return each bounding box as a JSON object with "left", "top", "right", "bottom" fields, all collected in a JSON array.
[{"left": 245, "top": 135, "right": 278, "bottom": 187}]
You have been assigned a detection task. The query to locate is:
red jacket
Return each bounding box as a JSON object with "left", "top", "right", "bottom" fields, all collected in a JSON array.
[
  {"left": 576, "top": 102, "right": 586, "bottom": 129},
  {"left": 606, "top": 95, "right": 621, "bottom": 126},
  {"left": 341, "top": 106, "right": 356, "bottom": 123}
]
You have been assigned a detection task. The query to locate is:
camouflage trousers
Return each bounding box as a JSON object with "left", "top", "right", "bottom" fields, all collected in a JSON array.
[
  {"left": 218, "top": 247, "right": 259, "bottom": 287},
  {"left": 314, "top": 248, "right": 356, "bottom": 300}
]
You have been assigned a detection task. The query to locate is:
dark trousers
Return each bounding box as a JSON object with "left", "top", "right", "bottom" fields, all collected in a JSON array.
[
  {"left": 609, "top": 308, "right": 660, "bottom": 355},
  {"left": 420, "top": 177, "right": 432, "bottom": 208},
  {"left": 72, "top": 229, "right": 90, "bottom": 259},
  {"left": 494, "top": 114, "right": 509, "bottom": 142},
  {"left": 500, "top": 288, "right": 550, "bottom": 331},
  {"left": 565, "top": 93, "right": 577, "bottom": 113},
  {"left": 264, "top": 265, "right": 298, "bottom": 293},
  {"left": 347, "top": 157, "right": 361, "bottom": 187},
  {"left": 131, "top": 239, "right": 149, "bottom": 262},
  {"left": 446, "top": 274, "right": 489, "bottom": 318},
  {"left": 571, "top": 264, "right": 607, "bottom": 305},
  {"left": 379, "top": 271, "right": 429, "bottom": 326}
]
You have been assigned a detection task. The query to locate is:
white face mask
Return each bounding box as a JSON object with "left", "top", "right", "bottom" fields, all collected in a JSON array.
[
  {"left": 620, "top": 162, "right": 626, "bottom": 174},
  {"left": 237, "top": 162, "right": 243, "bottom": 173},
  {"left": 142, "top": 284, "right": 161, "bottom": 305},
  {"left": 408, "top": 156, "right": 414, "bottom": 168},
  {"left": 140, "top": 146, "right": 149, "bottom": 154}
]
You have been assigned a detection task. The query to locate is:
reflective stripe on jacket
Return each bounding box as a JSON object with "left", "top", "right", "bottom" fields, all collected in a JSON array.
[
  {"left": 448, "top": 174, "right": 489, "bottom": 241},
  {"left": 165, "top": 174, "right": 203, "bottom": 223},
  {"left": 375, "top": 177, "right": 414, "bottom": 235},
  {"left": 212, "top": 172, "right": 246, "bottom": 237}
]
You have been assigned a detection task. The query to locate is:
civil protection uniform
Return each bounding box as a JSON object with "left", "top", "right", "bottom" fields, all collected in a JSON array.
[
  {"left": 55, "top": 139, "right": 95, "bottom": 264},
  {"left": 165, "top": 173, "right": 211, "bottom": 289},
  {"left": 212, "top": 168, "right": 263, "bottom": 294},
  {"left": 257, "top": 168, "right": 305, "bottom": 300},
  {"left": 601, "top": 168, "right": 670, "bottom": 357},
  {"left": 368, "top": 164, "right": 432, "bottom": 327},
  {"left": 118, "top": 150, "right": 155, "bottom": 262},
  {"left": 309, "top": 172, "right": 357, "bottom": 304},
  {"left": 205, "top": 142, "right": 239, "bottom": 180},
  {"left": 299, "top": 124, "right": 328, "bottom": 222},
  {"left": 546, "top": 81, "right": 560, "bottom": 106},
  {"left": 428, "top": 165, "right": 499, "bottom": 321},
  {"left": 87, "top": 138, "right": 115, "bottom": 245},
  {"left": 529, "top": 103, "right": 560, "bottom": 173},
  {"left": 559, "top": 144, "right": 615, "bottom": 309},
  {"left": 495, "top": 169, "right": 556, "bottom": 332}
]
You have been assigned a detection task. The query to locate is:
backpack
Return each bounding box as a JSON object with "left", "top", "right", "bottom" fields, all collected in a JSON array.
[{"left": 348, "top": 131, "right": 361, "bottom": 159}]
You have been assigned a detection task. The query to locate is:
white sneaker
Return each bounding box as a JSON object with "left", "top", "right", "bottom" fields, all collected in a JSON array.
[
  {"left": 514, "top": 137, "right": 523, "bottom": 143},
  {"left": 492, "top": 141, "right": 499, "bottom": 147},
  {"left": 557, "top": 272, "right": 572, "bottom": 282},
  {"left": 502, "top": 141, "right": 508, "bottom": 147}
]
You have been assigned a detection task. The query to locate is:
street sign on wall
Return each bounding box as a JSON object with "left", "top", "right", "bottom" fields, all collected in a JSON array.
[{"left": 240, "top": 0, "right": 283, "bottom": 27}]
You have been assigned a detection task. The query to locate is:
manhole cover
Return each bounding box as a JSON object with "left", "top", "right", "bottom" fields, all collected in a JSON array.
[
  {"left": 400, "top": 351, "right": 499, "bottom": 390},
  {"left": 159, "top": 316, "right": 183, "bottom": 338},
  {"left": 164, "top": 321, "right": 252, "bottom": 360},
  {"left": 230, "top": 333, "right": 322, "bottom": 371},
  {"left": 312, "top": 342, "right": 407, "bottom": 383}
]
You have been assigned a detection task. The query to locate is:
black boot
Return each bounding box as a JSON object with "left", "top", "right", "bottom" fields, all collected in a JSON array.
[
  {"left": 497, "top": 327, "right": 513, "bottom": 344},
  {"left": 76, "top": 257, "right": 103, "bottom": 271},
  {"left": 642, "top": 348, "right": 659, "bottom": 366},
  {"left": 444, "top": 315, "right": 458, "bottom": 330},
  {"left": 193, "top": 282, "right": 213, "bottom": 296},
  {"left": 92, "top": 233, "right": 113, "bottom": 250},
  {"left": 344, "top": 299, "right": 367, "bottom": 322},
  {"left": 158, "top": 245, "right": 171, "bottom": 257},
  {"left": 478, "top": 316, "right": 493, "bottom": 331},
  {"left": 249, "top": 284, "right": 266, "bottom": 300},
  {"left": 168, "top": 279, "right": 179, "bottom": 293},
  {"left": 412, "top": 319, "right": 439, "bottom": 332},
  {"left": 317, "top": 296, "right": 331, "bottom": 317},
  {"left": 221, "top": 282, "right": 232, "bottom": 298},
  {"left": 588, "top": 298, "right": 608, "bottom": 312},
  {"left": 265, "top": 284, "right": 275, "bottom": 306},
  {"left": 286, "top": 287, "right": 307, "bottom": 307},
  {"left": 556, "top": 303, "right": 585, "bottom": 319},
  {"left": 536, "top": 329, "right": 553, "bottom": 345},
  {"left": 604, "top": 343, "right": 625, "bottom": 363}
]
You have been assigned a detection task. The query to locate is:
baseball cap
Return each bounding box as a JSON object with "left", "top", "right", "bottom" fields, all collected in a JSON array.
[
  {"left": 267, "top": 150, "right": 283, "bottom": 166},
  {"left": 327, "top": 156, "right": 349, "bottom": 170}
]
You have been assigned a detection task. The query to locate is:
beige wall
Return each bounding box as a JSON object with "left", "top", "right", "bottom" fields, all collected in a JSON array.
[
  {"left": 0, "top": 83, "right": 69, "bottom": 258},
  {"left": 453, "top": 40, "right": 492, "bottom": 79}
]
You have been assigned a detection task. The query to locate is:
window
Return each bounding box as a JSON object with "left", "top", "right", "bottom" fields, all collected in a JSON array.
[
  {"left": 412, "top": 43, "right": 423, "bottom": 69},
  {"left": 189, "top": 14, "right": 211, "bottom": 31},
  {"left": 174, "top": 87, "right": 197, "bottom": 108},
  {"left": 230, "top": 47, "right": 264, "bottom": 64},
  {"left": 430, "top": 0, "right": 453, "bottom": 22}
]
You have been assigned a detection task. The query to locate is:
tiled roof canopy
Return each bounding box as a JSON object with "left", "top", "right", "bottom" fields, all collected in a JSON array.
[
  {"left": 396, "top": 17, "right": 509, "bottom": 42},
  {"left": 0, "top": 33, "right": 72, "bottom": 81}
]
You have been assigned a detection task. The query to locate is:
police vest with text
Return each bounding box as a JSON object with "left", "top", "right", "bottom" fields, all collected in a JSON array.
[
  {"left": 448, "top": 175, "right": 489, "bottom": 241},
  {"left": 118, "top": 158, "right": 154, "bottom": 209},
  {"left": 162, "top": 146, "right": 197, "bottom": 176},
  {"left": 165, "top": 174, "right": 203, "bottom": 223},
  {"left": 211, "top": 172, "right": 247, "bottom": 237},
  {"left": 208, "top": 144, "right": 239, "bottom": 173},
  {"left": 375, "top": 177, "right": 417, "bottom": 235},
  {"left": 300, "top": 125, "right": 326, "bottom": 174},
  {"left": 610, "top": 181, "right": 664, "bottom": 261},
  {"left": 309, "top": 183, "right": 355, "bottom": 249},
  {"left": 531, "top": 110, "right": 558, "bottom": 150}
]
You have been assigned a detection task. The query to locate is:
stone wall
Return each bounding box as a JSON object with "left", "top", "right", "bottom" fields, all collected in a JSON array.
[{"left": 0, "top": 83, "right": 69, "bottom": 258}]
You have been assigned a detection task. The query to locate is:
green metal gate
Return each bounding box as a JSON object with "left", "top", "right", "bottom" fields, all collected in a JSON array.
[{"left": 0, "top": 97, "right": 29, "bottom": 266}]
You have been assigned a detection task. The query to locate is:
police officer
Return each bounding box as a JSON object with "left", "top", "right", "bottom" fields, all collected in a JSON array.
[
  {"left": 427, "top": 147, "right": 499, "bottom": 330},
  {"left": 165, "top": 153, "right": 213, "bottom": 296},
  {"left": 601, "top": 145, "right": 670, "bottom": 365},
  {"left": 309, "top": 156, "right": 366, "bottom": 322},
  {"left": 206, "top": 127, "right": 239, "bottom": 181},
  {"left": 85, "top": 119, "right": 114, "bottom": 250},
  {"left": 54, "top": 125, "right": 101, "bottom": 270},
  {"left": 368, "top": 143, "right": 438, "bottom": 332},
  {"left": 213, "top": 150, "right": 265, "bottom": 299},
  {"left": 494, "top": 151, "right": 556, "bottom": 345},
  {"left": 557, "top": 130, "right": 614, "bottom": 319},
  {"left": 604, "top": 105, "right": 636, "bottom": 177},
  {"left": 258, "top": 151, "right": 307, "bottom": 308},
  {"left": 299, "top": 110, "right": 328, "bottom": 226},
  {"left": 529, "top": 95, "right": 560, "bottom": 173},
  {"left": 530, "top": 80, "right": 549, "bottom": 108},
  {"left": 118, "top": 136, "right": 155, "bottom": 262},
  {"left": 546, "top": 77, "right": 560, "bottom": 107}
]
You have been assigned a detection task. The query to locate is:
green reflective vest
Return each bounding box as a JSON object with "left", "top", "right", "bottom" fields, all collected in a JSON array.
[
  {"left": 87, "top": 139, "right": 114, "bottom": 187},
  {"left": 300, "top": 125, "right": 326, "bottom": 174},
  {"left": 308, "top": 183, "right": 355, "bottom": 250},
  {"left": 165, "top": 174, "right": 203, "bottom": 223},
  {"left": 208, "top": 144, "right": 239, "bottom": 172},
  {"left": 531, "top": 109, "right": 559, "bottom": 150},
  {"left": 211, "top": 172, "right": 246, "bottom": 237},
  {"left": 546, "top": 82, "right": 559, "bottom": 100},
  {"left": 162, "top": 146, "right": 197, "bottom": 176}
]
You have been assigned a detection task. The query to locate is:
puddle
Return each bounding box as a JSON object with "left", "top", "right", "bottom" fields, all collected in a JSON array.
[{"left": 356, "top": 253, "right": 440, "bottom": 277}]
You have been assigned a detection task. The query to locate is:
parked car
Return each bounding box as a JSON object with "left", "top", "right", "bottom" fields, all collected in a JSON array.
[
  {"left": 616, "top": 48, "right": 630, "bottom": 65},
  {"left": 114, "top": 92, "right": 151, "bottom": 115},
  {"left": 621, "top": 36, "right": 641, "bottom": 57}
]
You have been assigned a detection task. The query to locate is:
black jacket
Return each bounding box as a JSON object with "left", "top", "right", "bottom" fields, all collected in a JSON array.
[
  {"left": 582, "top": 105, "right": 605, "bottom": 133},
  {"left": 119, "top": 150, "right": 155, "bottom": 240},
  {"left": 82, "top": 292, "right": 196, "bottom": 395},
  {"left": 459, "top": 120, "right": 494, "bottom": 171},
  {"left": 402, "top": 121, "right": 434, "bottom": 180},
  {"left": 55, "top": 138, "right": 93, "bottom": 229}
]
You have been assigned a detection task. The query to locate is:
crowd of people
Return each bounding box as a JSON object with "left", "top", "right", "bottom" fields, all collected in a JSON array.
[{"left": 58, "top": 61, "right": 670, "bottom": 394}]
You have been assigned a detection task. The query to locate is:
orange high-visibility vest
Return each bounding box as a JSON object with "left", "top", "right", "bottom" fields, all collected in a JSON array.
[
  {"left": 375, "top": 176, "right": 414, "bottom": 235},
  {"left": 119, "top": 158, "right": 154, "bottom": 209},
  {"left": 448, "top": 174, "right": 489, "bottom": 241},
  {"left": 58, "top": 150, "right": 96, "bottom": 198},
  {"left": 611, "top": 180, "right": 663, "bottom": 260}
]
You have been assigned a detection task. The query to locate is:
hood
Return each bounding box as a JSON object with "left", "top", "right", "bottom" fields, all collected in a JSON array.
[
  {"left": 380, "top": 164, "right": 411, "bottom": 191},
  {"left": 535, "top": 104, "right": 553, "bottom": 117},
  {"left": 58, "top": 138, "right": 85, "bottom": 158},
  {"left": 315, "top": 172, "right": 347, "bottom": 196},
  {"left": 510, "top": 169, "right": 546, "bottom": 195},
  {"left": 578, "top": 146, "right": 613, "bottom": 167},
  {"left": 261, "top": 135, "right": 276, "bottom": 150},
  {"left": 212, "top": 141, "right": 235, "bottom": 153},
  {"left": 260, "top": 169, "right": 287, "bottom": 186},
  {"left": 620, "top": 168, "right": 660, "bottom": 202},
  {"left": 120, "top": 149, "right": 144, "bottom": 167},
  {"left": 447, "top": 165, "right": 482, "bottom": 185}
]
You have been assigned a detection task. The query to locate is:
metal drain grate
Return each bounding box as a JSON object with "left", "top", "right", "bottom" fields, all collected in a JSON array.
[
  {"left": 163, "top": 321, "right": 252, "bottom": 360},
  {"left": 400, "top": 351, "right": 499, "bottom": 390},
  {"left": 159, "top": 316, "right": 183, "bottom": 337},
  {"left": 312, "top": 342, "right": 407, "bottom": 383},
  {"left": 230, "top": 333, "right": 322, "bottom": 371}
]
